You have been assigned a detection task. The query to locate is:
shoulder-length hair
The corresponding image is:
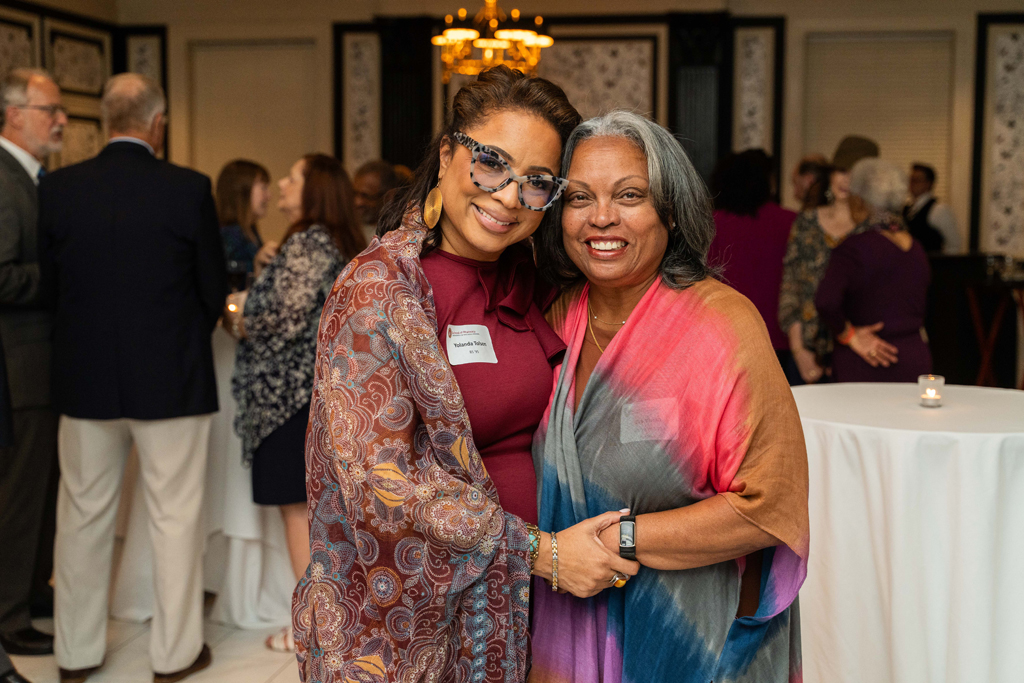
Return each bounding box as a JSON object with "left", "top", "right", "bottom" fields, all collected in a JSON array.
[
  {"left": 284, "top": 153, "right": 368, "bottom": 259},
  {"left": 376, "top": 65, "right": 581, "bottom": 253},
  {"left": 215, "top": 159, "right": 270, "bottom": 238},
  {"left": 536, "top": 110, "right": 717, "bottom": 290}
]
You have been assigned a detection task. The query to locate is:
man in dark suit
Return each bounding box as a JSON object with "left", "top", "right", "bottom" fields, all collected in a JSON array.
[
  {"left": 0, "top": 307, "right": 31, "bottom": 683},
  {"left": 38, "top": 73, "right": 226, "bottom": 683},
  {"left": 0, "top": 67, "right": 67, "bottom": 660}
]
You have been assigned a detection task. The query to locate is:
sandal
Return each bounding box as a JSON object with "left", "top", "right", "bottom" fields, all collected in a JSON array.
[{"left": 265, "top": 626, "right": 295, "bottom": 653}]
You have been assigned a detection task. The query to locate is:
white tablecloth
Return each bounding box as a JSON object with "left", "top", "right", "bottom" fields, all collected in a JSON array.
[
  {"left": 110, "top": 328, "right": 295, "bottom": 628},
  {"left": 793, "top": 383, "right": 1024, "bottom": 683}
]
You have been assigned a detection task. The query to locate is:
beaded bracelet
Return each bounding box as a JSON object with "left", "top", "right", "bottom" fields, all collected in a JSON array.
[
  {"left": 550, "top": 531, "right": 559, "bottom": 592},
  {"left": 525, "top": 524, "right": 541, "bottom": 573}
]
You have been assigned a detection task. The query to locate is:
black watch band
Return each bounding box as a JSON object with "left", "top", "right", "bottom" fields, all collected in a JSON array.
[{"left": 618, "top": 514, "right": 636, "bottom": 561}]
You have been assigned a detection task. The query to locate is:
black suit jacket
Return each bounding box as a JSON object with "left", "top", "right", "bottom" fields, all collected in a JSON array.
[
  {"left": 0, "top": 143, "right": 53, "bottom": 410},
  {"left": 38, "top": 141, "right": 227, "bottom": 419}
]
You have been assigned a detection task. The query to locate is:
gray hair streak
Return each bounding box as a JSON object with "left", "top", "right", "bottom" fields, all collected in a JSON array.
[
  {"left": 538, "top": 110, "right": 717, "bottom": 289},
  {"left": 100, "top": 72, "right": 166, "bottom": 133},
  {"left": 849, "top": 158, "right": 909, "bottom": 213},
  {"left": 0, "top": 68, "right": 54, "bottom": 129}
]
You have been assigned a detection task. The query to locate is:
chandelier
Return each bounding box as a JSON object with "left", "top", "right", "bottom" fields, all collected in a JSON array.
[{"left": 431, "top": 1, "right": 554, "bottom": 84}]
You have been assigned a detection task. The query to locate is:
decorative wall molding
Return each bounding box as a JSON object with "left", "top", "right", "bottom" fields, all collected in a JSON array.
[
  {"left": 973, "top": 15, "right": 1024, "bottom": 256},
  {"left": 339, "top": 29, "right": 381, "bottom": 175}
]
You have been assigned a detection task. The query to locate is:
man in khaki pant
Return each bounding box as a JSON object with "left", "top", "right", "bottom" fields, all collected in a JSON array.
[{"left": 37, "top": 73, "right": 227, "bottom": 683}]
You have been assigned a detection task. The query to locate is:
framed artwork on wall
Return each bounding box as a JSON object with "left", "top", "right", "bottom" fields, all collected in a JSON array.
[
  {"left": 117, "top": 25, "right": 166, "bottom": 91},
  {"left": 335, "top": 24, "right": 381, "bottom": 175},
  {"left": 972, "top": 14, "right": 1024, "bottom": 256},
  {"left": 57, "top": 115, "right": 102, "bottom": 166},
  {"left": 538, "top": 35, "right": 658, "bottom": 122},
  {"left": 731, "top": 18, "right": 784, "bottom": 158},
  {"left": 43, "top": 18, "right": 111, "bottom": 97},
  {"left": 0, "top": 5, "right": 41, "bottom": 76}
]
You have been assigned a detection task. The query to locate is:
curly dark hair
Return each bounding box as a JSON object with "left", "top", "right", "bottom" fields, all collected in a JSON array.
[{"left": 376, "top": 65, "right": 581, "bottom": 251}]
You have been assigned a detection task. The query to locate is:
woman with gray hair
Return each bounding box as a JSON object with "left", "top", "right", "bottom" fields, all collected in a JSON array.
[
  {"left": 814, "top": 158, "right": 931, "bottom": 382},
  {"left": 532, "top": 110, "right": 809, "bottom": 683}
]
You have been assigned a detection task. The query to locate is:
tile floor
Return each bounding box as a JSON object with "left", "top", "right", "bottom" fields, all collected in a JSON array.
[{"left": 10, "top": 618, "right": 300, "bottom": 683}]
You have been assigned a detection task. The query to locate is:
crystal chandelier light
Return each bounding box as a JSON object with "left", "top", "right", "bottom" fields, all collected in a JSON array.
[{"left": 431, "top": 0, "right": 554, "bottom": 84}]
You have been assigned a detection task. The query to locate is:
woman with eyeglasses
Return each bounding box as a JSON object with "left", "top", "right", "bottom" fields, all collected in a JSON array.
[{"left": 291, "top": 66, "right": 639, "bottom": 683}]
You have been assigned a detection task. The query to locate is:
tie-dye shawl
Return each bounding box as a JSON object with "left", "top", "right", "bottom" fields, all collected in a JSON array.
[
  {"left": 531, "top": 278, "right": 809, "bottom": 683},
  {"left": 292, "top": 213, "right": 532, "bottom": 683}
]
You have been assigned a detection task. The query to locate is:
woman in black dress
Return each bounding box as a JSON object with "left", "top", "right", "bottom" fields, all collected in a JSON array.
[{"left": 224, "top": 154, "right": 367, "bottom": 651}]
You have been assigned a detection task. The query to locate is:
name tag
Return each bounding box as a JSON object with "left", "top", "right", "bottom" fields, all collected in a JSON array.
[{"left": 445, "top": 324, "right": 498, "bottom": 365}]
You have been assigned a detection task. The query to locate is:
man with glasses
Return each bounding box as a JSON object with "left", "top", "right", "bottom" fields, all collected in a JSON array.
[
  {"left": 0, "top": 67, "right": 67, "bottom": 663},
  {"left": 352, "top": 159, "right": 405, "bottom": 243}
]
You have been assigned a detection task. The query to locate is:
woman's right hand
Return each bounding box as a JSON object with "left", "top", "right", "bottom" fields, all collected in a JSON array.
[
  {"left": 793, "top": 346, "right": 823, "bottom": 384},
  {"left": 535, "top": 511, "right": 640, "bottom": 599}
]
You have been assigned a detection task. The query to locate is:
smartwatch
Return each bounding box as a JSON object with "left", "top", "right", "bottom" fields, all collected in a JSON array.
[{"left": 618, "top": 515, "right": 636, "bottom": 561}]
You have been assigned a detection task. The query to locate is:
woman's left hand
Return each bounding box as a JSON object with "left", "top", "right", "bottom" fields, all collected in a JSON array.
[{"left": 848, "top": 322, "right": 898, "bottom": 367}]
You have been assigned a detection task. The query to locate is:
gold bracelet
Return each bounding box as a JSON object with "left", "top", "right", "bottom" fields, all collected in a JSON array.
[
  {"left": 525, "top": 524, "right": 541, "bottom": 574},
  {"left": 550, "top": 531, "right": 559, "bottom": 592}
]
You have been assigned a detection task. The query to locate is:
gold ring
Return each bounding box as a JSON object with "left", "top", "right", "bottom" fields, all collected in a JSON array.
[{"left": 614, "top": 578, "right": 628, "bottom": 588}]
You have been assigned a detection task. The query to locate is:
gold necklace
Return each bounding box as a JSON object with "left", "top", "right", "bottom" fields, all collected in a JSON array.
[
  {"left": 587, "top": 302, "right": 607, "bottom": 354},
  {"left": 590, "top": 308, "right": 626, "bottom": 325}
]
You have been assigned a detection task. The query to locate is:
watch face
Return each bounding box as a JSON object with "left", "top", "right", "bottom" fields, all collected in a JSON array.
[{"left": 619, "top": 520, "right": 635, "bottom": 548}]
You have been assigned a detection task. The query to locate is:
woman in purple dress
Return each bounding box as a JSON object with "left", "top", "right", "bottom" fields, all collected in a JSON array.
[{"left": 815, "top": 159, "right": 932, "bottom": 382}]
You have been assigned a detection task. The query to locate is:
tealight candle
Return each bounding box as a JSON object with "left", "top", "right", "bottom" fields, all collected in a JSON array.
[{"left": 918, "top": 374, "right": 944, "bottom": 408}]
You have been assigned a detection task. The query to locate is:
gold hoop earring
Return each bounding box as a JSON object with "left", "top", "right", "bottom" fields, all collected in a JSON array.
[{"left": 423, "top": 183, "right": 443, "bottom": 229}]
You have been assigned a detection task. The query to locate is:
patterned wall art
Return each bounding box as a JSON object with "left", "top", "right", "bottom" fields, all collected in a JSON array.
[
  {"left": 537, "top": 38, "right": 656, "bottom": 121},
  {"left": 340, "top": 30, "right": 381, "bottom": 175},
  {"left": 0, "top": 6, "right": 40, "bottom": 77},
  {"left": 126, "top": 34, "right": 162, "bottom": 84},
  {"left": 974, "top": 17, "right": 1024, "bottom": 257},
  {"left": 732, "top": 26, "right": 775, "bottom": 153},
  {"left": 44, "top": 18, "right": 111, "bottom": 96},
  {"left": 57, "top": 115, "right": 102, "bottom": 166}
]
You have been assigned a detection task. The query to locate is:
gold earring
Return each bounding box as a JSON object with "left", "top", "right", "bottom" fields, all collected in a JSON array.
[{"left": 423, "top": 183, "right": 443, "bottom": 229}]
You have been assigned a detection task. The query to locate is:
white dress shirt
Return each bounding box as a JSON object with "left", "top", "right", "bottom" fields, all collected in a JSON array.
[
  {"left": 907, "top": 191, "right": 962, "bottom": 254},
  {"left": 0, "top": 134, "right": 43, "bottom": 185}
]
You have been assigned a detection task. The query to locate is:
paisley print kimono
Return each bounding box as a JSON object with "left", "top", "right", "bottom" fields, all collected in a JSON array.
[
  {"left": 531, "top": 278, "right": 809, "bottom": 683},
  {"left": 292, "top": 211, "right": 532, "bottom": 682}
]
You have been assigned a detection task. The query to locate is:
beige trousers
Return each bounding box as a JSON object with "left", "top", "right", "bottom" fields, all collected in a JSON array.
[{"left": 54, "top": 414, "right": 212, "bottom": 673}]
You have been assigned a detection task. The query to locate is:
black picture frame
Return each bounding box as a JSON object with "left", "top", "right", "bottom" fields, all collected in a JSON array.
[
  {"left": 970, "top": 13, "right": 1024, "bottom": 255},
  {"left": 334, "top": 22, "right": 377, "bottom": 164},
  {"left": 46, "top": 27, "right": 107, "bottom": 96},
  {"left": 115, "top": 25, "right": 168, "bottom": 92},
  {"left": 731, "top": 16, "right": 785, "bottom": 200}
]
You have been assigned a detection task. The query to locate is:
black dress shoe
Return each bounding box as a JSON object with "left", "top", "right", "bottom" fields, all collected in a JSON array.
[
  {"left": 0, "top": 628, "right": 53, "bottom": 656},
  {"left": 153, "top": 644, "right": 211, "bottom": 683},
  {"left": 1, "top": 668, "right": 34, "bottom": 683},
  {"left": 58, "top": 664, "right": 101, "bottom": 683}
]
